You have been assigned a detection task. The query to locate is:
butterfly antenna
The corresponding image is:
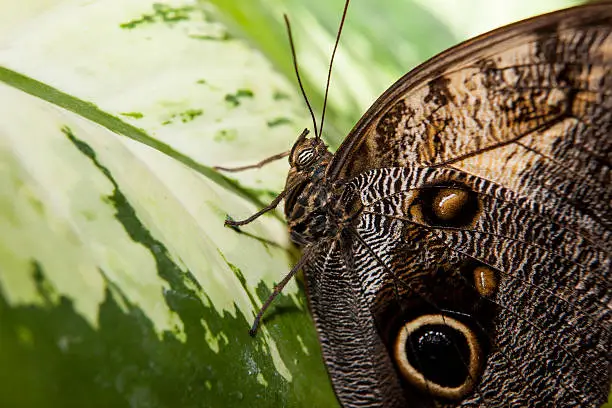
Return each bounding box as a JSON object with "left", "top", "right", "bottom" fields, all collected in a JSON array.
[
  {"left": 319, "top": 0, "right": 350, "bottom": 139},
  {"left": 284, "top": 15, "right": 319, "bottom": 138}
]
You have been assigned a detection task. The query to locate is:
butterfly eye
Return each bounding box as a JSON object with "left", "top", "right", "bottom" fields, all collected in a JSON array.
[
  {"left": 294, "top": 147, "right": 316, "bottom": 168},
  {"left": 393, "top": 314, "right": 481, "bottom": 400}
]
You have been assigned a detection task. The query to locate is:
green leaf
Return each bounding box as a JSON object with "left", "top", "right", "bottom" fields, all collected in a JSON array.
[
  {"left": 0, "top": 1, "right": 333, "bottom": 406},
  {"left": 1, "top": 0, "right": 607, "bottom": 407}
]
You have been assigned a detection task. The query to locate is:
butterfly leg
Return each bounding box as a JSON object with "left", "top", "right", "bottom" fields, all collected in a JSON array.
[
  {"left": 225, "top": 189, "right": 288, "bottom": 227},
  {"left": 214, "top": 150, "right": 289, "bottom": 173},
  {"left": 248, "top": 247, "right": 318, "bottom": 336}
]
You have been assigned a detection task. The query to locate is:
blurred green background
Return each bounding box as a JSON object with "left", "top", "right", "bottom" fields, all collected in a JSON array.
[{"left": 209, "top": 0, "right": 584, "bottom": 146}]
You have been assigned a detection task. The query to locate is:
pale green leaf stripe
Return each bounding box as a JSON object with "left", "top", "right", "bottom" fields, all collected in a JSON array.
[{"left": 0, "top": 65, "right": 271, "bottom": 213}]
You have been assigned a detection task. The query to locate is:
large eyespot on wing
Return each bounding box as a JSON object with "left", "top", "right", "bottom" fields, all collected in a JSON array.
[
  {"left": 393, "top": 314, "right": 482, "bottom": 400},
  {"left": 312, "top": 4, "right": 611, "bottom": 407},
  {"left": 348, "top": 162, "right": 610, "bottom": 405}
]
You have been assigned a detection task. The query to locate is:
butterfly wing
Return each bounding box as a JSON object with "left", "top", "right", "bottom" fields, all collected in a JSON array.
[
  {"left": 308, "top": 4, "right": 612, "bottom": 407},
  {"left": 302, "top": 240, "right": 408, "bottom": 407}
]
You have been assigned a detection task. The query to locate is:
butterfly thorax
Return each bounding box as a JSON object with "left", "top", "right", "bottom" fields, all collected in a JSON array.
[{"left": 283, "top": 132, "right": 360, "bottom": 247}]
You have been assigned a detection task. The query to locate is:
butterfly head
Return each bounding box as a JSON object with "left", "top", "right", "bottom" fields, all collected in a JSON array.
[{"left": 287, "top": 129, "right": 331, "bottom": 171}]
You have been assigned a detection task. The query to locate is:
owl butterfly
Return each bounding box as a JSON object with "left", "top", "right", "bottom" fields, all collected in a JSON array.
[{"left": 223, "top": 1, "right": 612, "bottom": 407}]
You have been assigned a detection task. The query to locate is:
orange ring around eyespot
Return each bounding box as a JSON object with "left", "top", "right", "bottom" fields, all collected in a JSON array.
[{"left": 393, "top": 314, "right": 482, "bottom": 400}]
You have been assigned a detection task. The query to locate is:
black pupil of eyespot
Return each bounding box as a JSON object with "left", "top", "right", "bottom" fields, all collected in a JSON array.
[{"left": 405, "top": 324, "right": 470, "bottom": 388}]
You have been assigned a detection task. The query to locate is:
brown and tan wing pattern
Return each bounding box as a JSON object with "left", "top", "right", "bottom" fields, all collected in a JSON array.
[
  {"left": 344, "top": 166, "right": 609, "bottom": 406},
  {"left": 329, "top": 3, "right": 611, "bottom": 245},
  {"left": 303, "top": 240, "right": 407, "bottom": 407},
  {"left": 307, "top": 4, "right": 611, "bottom": 407}
]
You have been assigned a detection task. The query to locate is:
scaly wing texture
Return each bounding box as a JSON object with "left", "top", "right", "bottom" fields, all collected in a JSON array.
[{"left": 311, "top": 4, "right": 611, "bottom": 407}]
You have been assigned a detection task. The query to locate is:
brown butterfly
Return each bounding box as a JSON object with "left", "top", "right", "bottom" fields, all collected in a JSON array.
[{"left": 223, "top": 1, "right": 612, "bottom": 407}]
